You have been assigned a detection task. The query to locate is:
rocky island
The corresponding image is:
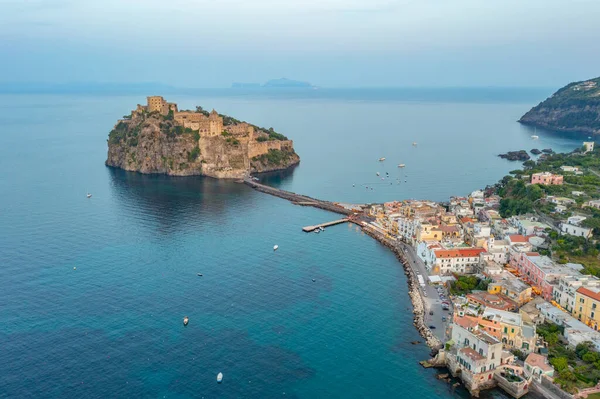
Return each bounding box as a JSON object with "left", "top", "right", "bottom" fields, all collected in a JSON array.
[
  {"left": 519, "top": 76, "right": 600, "bottom": 135},
  {"left": 498, "top": 150, "right": 530, "bottom": 161},
  {"left": 106, "top": 96, "right": 299, "bottom": 178}
]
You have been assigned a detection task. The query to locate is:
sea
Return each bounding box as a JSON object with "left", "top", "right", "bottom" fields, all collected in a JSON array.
[{"left": 0, "top": 88, "right": 585, "bottom": 398}]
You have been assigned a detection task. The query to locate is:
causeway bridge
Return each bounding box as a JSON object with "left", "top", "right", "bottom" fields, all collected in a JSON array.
[{"left": 243, "top": 178, "right": 361, "bottom": 216}]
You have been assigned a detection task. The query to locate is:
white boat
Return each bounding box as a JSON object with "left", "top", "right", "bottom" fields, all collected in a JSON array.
[
  {"left": 314, "top": 229, "right": 320, "bottom": 234},
  {"left": 398, "top": 164, "right": 405, "bottom": 168},
  {"left": 86, "top": 193, "right": 92, "bottom": 198},
  {"left": 183, "top": 316, "right": 189, "bottom": 326},
  {"left": 376, "top": 172, "right": 380, "bottom": 176},
  {"left": 412, "top": 142, "right": 417, "bottom": 146},
  {"left": 217, "top": 372, "right": 223, "bottom": 383},
  {"left": 531, "top": 135, "right": 539, "bottom": 139},
  {"left": 273, "top": 245, "right": 279, "bottom": 251},
  {"left": 378, "top": 157, "right": 386, "bottom": 161}
]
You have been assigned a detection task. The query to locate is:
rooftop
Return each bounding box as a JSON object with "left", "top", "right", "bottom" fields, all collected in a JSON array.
[
  {"left": 467, "top": 291, "right": 518, "bottom": 311},
  {"left": 460, "top": 347, "right": 485, "bottom": 361},
  {"left": 578, "top": 286, "right": 600, "bottom": 302},
  {"left": 525, "top": 353, "right": 553, "bottom": 373},
  {"left": 482, "top": 308, "right": 522, "bottom": 326},
  {"left": 435, "top": 248, "right": 486, "bottom": 258}
]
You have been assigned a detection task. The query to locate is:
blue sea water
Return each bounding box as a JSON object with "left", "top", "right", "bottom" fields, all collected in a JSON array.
[{"left": 0, "top": 89, "right": 582, "bottom": 398}]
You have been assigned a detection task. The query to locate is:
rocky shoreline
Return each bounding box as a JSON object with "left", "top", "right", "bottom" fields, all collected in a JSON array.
[{"left": 361, "top": 226, "right": 443, "bottom": 350}]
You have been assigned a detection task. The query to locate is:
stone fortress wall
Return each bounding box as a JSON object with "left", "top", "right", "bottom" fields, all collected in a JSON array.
[{"left": 133, "top": 96, "right": 293, "bottom": 160}]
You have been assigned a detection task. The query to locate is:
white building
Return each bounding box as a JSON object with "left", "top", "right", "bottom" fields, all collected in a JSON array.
[
  {"left": 448, "top": 321, "right": 503, "bottom": 391},
  {"left": 584, "top": 141, "right": 595, "bottom": 153},
  {"left": 553, "top": 275, "right": 600, "bottom": 313},
  {"left": 585, "top": 199, "right": 600, "bottom": 210},
  {"left": 560, "top": 166, "right": 580, "bottom": 173},
  {"left": 568, "top": 215, "right": 587, "bottom": 226},
  {"left": 561, "top": 223, "right": 592, "bottom": 239},
  {"left": 484, "top": 237, "right": 509, "bottom": 264},
  {"left": 536, "top": 301, "right": 600, "bottom": 350},
  {"left": 433, "top": 248, "right": 486, "bottom": 275}
]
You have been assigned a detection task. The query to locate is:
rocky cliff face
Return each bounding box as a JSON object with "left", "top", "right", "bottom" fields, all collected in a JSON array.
[
  {"left": 519, "top": 77, "right": 600, "bottom": 135},
  {"left": 106, "top": 110, "right": 299, "bottom": 178}
]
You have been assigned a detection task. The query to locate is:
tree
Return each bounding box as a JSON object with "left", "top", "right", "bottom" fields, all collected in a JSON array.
[
  {"left": 550, "top": 356, "right": 569, "bottom": 371},
  {"left": 546, "top": 333, "right": 559, "bottom": 346}
]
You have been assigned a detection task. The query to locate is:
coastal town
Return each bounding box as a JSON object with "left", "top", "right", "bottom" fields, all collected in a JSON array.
[
  {"left": 246, "top": 140, "right": 600, "bottom": 398},
  {"left": 353, "top": 141, "right": 600, "bottom": 398}
]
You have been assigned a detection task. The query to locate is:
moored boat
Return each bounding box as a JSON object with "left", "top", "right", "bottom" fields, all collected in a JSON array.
[
  {"left": 217, "top": 372, "right": 223, "bottom": 383},
  {"left": 183, "top": 316, "right": 189, "bottom": 326}
]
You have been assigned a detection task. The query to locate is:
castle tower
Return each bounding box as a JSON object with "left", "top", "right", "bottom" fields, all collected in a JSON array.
[
  {"left": 147, "top": 96, "right": 166, "bottom": 113},
  {"left": 208, "top": 109, "right": 223, "bottom": 137}
]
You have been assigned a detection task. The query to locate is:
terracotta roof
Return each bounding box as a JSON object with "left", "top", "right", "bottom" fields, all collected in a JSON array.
[
  {"left": 525, "top": 353, "right": 553, "bottom": 372},
  {"left": 508, "top": 235, "right": 527, "bottom": 243},
  {"left": 441, "top": 225, "right": 460, "bottom": 233},
  {"left": 526, "top": 252, "right": 540, "bottom": 256},
  {"left": 467, "top": 292, "right": 518, "bottom": 311},
  {"left": 460, "top": 347, "right": 485, "bottom": 361},
  {"left": 461, "top": 217, "right": 476, "bottom": 223},
  {"left": 454, "top": 316, "right": 478, "bottom": 330},
  {"left": 435, "top": 248, "right": 485, "bottom": 258},
  {"left": 577, "top": 287, "right": 600, "bottom": 302}
]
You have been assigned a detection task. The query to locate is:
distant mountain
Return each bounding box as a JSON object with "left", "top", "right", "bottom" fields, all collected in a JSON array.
[
  {"left": 519, "top": 77, "right": 600, "bottom": 136},
  {"left": 262, "top": 78, "right": 313, "bottom": 88},
  {"left": 230, "top": 78, "right": 314, "bottom": 89}
]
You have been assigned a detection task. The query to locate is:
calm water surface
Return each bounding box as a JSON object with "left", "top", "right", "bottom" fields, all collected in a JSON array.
[{"left": 0, "top": 90, "right": 580, "bottom": 398}]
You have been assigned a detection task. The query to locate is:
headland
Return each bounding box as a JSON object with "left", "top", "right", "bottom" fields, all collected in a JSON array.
[{"left": 106, "top": 96, "right": 299, "bottom": 178}]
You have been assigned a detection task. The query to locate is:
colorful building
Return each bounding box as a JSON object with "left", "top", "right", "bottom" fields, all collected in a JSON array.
[
  {"left": 531, "top": 172, "right": 563, "bottom": 185},
  {"left": 574, "top": 287, "right": 600, "bottom": 330}
]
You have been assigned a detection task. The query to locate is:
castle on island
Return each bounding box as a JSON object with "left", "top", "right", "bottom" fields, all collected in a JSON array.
[
  {"left": 115, "top": 96, "right": 298, "bottom": 178},
  {"left": 133, "top": 95, "right": 260, "bottom": 139}
]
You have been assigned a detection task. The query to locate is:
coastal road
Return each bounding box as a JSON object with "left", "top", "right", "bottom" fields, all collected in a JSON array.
[{"left": 398, "top": 242, "right": 452, "bottom": 343}]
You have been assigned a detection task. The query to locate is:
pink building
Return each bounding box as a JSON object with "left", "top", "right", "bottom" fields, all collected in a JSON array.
[
  {"left": 510, "top": 251, "right": 582, "bottom": 300},
  {"left": 531, "top": 172, "right": 563, "bottom": 185}
]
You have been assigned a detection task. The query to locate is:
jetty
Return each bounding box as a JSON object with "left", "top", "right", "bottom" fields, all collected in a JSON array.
[
  {"left": 243, "top": 178, "right": 358, "bottom": 215},
  {"left": 302, "top": 219, "right": 349, "bottom": 232}
]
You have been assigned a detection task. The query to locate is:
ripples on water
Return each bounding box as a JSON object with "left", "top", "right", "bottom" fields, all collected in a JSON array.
[{"left": 0, "top": 91, "right": 573, "bottom": 398}]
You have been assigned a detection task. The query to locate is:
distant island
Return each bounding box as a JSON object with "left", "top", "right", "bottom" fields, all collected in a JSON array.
[
  {"left": 231, "top": 78, "right": 314, "bottom": 89},
  {"left": 106, "top": 96, "right": 299, "bottom": 178},
  {"left": 519, "top": 77, "right": 600, "bottom": 136}
]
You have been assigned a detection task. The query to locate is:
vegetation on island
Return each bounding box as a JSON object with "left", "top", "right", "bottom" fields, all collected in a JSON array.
[
  {"left": 520, "top": 76, "right": 600, "bottom": 134},
  {"left": 533, "top": 322, "right": 600, "bottom": 393},
  {"left": 492, "top": 147, "right": 600, "bottom": 272},
  {"left": 252, "top": 148, "right": 295, "bottom": 166}
]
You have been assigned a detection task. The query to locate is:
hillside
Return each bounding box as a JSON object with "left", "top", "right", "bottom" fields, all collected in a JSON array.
[
  {"left": 519, "top": 77, "right": 600, "bottom": 135},
  {"left": 105, "top": 97, "right": 299, "bottom": 178}
]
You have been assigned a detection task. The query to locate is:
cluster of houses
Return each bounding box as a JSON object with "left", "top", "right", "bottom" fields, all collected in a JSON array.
[{"left": 365, "top": 167, "right": 600, "bottom": 397}]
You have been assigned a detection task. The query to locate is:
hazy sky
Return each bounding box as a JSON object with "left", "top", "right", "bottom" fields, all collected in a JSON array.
[{"left": 1, "top": 0, "right": 599, "bottom": 87}]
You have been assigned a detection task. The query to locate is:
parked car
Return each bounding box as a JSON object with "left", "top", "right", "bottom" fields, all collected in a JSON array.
[
  {"left": 429, "top": 325, "right": 436, "bottom": 329},
  {"left": 442, "top": 316, "right": 447, "bottom": 322},
  {"left": 429, "top": 310, "right": 434, "bottom": 315}
]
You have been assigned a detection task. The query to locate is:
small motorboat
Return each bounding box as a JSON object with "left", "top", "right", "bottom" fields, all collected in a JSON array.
[
  {"left": 531, "top": 135, "right": 539, "bottom": 139},
  {"left": 197, "top": 273, "right": 203, "bottom": 277},
  {"left": 398, "top": 164, "right": 405, "bottom": 168},
  {"left": 412, "top": 142, "right": 417, "bottom": 146},
  {"left": 320, "top": 226, "right": 325, "bottom": 232},
  {"left": 352, "top": 184, "right": 355, "bottom": 187},
  {"left": 273, "top": 245, "right": 279, "bottom": 251},
  {"left": 86, "top": 193, "right": 92, "bottom": 198},
  {"left": 217, "top": 372, "right": 223, "bottom": 383},
  {"left": 312, "top": 279, "right": 316, "bottom": 282},
  {"left": 376, "top": 172, "right": 380, "bottom": 176},
  {"left": 183, "top": 316, "right": 189, "bottom": 326},
  {"left": 314, "top": 229, "right": 320, "bottom": 234},
  {"left": 378, "top": 157, "right": 386, "bottom": 161}
]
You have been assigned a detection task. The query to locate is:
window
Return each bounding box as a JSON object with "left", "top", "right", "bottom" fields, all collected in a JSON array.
[
  {"left": 511, "top": 328, "right": 514, "bottom": 333},
  {"left": 593, "top": 304, "right": 597, "bottom": 310},
  {"left": 491, "top": 352, "right": 495, "bottom": 360},
  {"left": 504, "top": 327, "right": 507, "bottom": 333}
]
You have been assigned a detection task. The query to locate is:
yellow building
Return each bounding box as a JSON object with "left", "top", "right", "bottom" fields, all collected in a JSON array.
[
  {"left": 416, "top": 223, "right": 443, "bottom": 241},
  {"left": 574, "top": 287, "right": 600, "bottom": 330}
]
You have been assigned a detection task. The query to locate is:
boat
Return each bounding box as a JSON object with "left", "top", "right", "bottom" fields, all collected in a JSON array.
[
  {"left": 378, "top": 157, "right": 386, "bottom": 161},
  {"left": 217, "top": 372, "right": 223, "bottom": 383},
  {"left": 314, "top": 229, "right": 320, "bottom": 234},
  {"left": 398, "top": 164, "right": 405, "bottom": 168},
  {"left": 320, "top": 226, "right": 325, "bottom": 232},
  {"left": 183, "top": 316, "right": 189, "bottom": 326},
  {"left": 412, "top": 142, "right": 417, "bottom": 146},
  {"left": 376, "top": 172, "right": 380, "bottom": 176},
  {"left": 531, "top": 135, "right": 539, "bottom": 139},
  {"left": 197, "top": 273, "right": 203, "bottom": 277},
  {"left": 273, "top": 245, "right": 279, "bottom": 251},
  {"left": 312, "top": 279, "right": 316, "bottom": 282},
  {"left": 86, "top": 193, "right": 92, "bottom": 198}
]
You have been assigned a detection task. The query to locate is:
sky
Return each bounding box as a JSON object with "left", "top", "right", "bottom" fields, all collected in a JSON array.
[{"left": 1, "top": 0, "right": 599, "bottom": 88}]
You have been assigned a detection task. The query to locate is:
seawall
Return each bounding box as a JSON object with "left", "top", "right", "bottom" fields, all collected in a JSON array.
[{"left": 361, "top": 226, "right": 443, "bottom": 349}]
